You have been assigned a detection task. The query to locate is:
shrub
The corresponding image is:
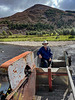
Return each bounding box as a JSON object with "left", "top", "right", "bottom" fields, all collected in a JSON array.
[
  {"left": 63, "top": 29, "right": 70, "bottom": 35},
  {"left": 2, "top": 31, "right": 7, "bottom": 36},
  {"left": 2, "top": 31, "right": 8, "bottom": 38},
  {"left": 69, "top": 35, "right": 75, "bottom": 38},
  {"left": 8, "top": 31, "right": 13, "bottom": 35}
]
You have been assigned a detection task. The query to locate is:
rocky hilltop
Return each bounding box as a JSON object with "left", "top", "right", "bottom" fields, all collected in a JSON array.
[{"left": 0, "top": 4, "right": 75, "bottom": 34}]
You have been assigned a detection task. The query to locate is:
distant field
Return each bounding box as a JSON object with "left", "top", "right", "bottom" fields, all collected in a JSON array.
[{"left": 0, "top": 34, "right": 75, "bottom": 42}]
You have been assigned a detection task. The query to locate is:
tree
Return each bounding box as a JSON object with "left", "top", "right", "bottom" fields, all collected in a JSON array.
[
  {"left": 63, "top": 29, "right": 70, "bottom": 35},
  {"left": 70, "top": 29, "right": 75, "bottom": 35}
]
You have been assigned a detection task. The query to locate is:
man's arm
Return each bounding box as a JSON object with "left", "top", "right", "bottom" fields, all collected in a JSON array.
[
  {"left": 49, "top": 58, "right": 52, "bottom": 61},
  {"left": 38, "top": 54, "right": 42, "bottom": 58},
  {"left": 48, "top": 47, "right": 53, "bottom": 61},
  {"left": 37, "top": 48, "right": 42, "bottom": 58}
]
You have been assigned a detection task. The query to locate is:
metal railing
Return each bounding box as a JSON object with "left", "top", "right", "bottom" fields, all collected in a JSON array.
[
  {"left": 65, "top": 51, "right": 75, "bottom": 100},
  {"left": 66, "top": 66, "right": 75, "bottom": 100}
]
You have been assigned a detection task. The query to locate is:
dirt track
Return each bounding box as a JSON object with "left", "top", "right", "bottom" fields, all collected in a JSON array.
[{"left": 0, "top": 41, "right": 75, "bottom": 47}]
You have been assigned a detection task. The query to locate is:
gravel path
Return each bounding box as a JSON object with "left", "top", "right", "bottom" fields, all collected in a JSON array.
[{"left": 0, "top": 41, "right": 75, "bottom": 47}]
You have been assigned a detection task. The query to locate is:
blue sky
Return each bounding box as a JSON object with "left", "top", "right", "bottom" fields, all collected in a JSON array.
[{"left": 0, "top": 0, "right": 75, "bottom": 18}]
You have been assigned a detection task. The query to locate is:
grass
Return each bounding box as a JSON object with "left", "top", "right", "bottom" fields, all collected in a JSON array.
[{"left": 0, "top": 35, "right": 75, "bottom": 42}]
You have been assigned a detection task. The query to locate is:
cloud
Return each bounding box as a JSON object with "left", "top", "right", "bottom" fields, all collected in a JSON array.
[
  {"left": 0, "top": 0, "right": 53, "bottom": 18},
  {"left": 58, "top": 0, "right": 75, "bottom": 10},
  {"left": 0, "top": 0, "right": 75, "bottom": 18},
  {"left": 0, "top": 5, "right": 9, "bottom": 11},
  {"left": 0, "top": 5, "right": 13, "bottom": 18}
]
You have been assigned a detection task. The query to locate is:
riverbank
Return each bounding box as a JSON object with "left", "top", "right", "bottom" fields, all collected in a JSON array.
[{"left": 0, "top": 41, "right": 75, "bottom": 47}]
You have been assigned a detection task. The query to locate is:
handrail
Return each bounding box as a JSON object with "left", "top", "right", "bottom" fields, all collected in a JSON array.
[
  {"left": 64, "top": 51, "right": 69, "bottom": 66},
  {"left": 66, "top": 66, "right": 75, "bottom": 100},
  {"left": 64, "top": 51, "right": 75, "bottom": 99}
]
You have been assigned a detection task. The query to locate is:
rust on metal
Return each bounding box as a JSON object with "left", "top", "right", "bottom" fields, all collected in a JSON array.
[
  {"left": 0, "top": 51, "right": 31, "bottom": 68},
  {"left": 36, "top": 72, "right": 68, "bottom": 76},
  {"left": 6, "top": 69, "right": 36, "bottom": 100},
  {"left": 6, "top": 77, "right": 27, "bottom": 100},
  {"left": 0, "top": 51, "right": 36, "bottom": 100},
  {"left": 48, "top": 67, "right": 52, "bottom": 91},
  {"left": 0, "top": 51, "right": 72, "bottom": 100}
]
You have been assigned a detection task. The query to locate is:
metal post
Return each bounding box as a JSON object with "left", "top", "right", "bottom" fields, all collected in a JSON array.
[
  {"left": 66, "top": 66, "right": 75, "bottom": 100},
  {"left": 64, "top": 51, "right": 69, "bottom": 66},
  {"left": 48, "top": 67, "right": 52, "bottom": 91}
]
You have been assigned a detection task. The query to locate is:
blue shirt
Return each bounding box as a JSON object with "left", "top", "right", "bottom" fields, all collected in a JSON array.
[{"left": 37, "top": 46, "right": 53, "bottom": 60}]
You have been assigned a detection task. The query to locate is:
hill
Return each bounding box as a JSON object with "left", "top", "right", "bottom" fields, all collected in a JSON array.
[{"left": 0, "top": 4, "right": 75, "bottom": 34}]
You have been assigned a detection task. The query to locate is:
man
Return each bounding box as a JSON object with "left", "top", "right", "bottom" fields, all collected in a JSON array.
[{"left": 37, "top": 40, "right": 53, "bottom": 68}]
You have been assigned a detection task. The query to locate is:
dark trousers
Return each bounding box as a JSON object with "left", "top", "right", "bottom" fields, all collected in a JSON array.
[{"left": 40, "top": 58, "right": 51, "bottom": 68}]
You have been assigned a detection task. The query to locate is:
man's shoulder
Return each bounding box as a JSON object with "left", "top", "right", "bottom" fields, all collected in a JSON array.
[
  {"left": 38, "top": 46, "right": 44, "bottom": 51},
  {"left": 47, "top": 46, "right": 50, "bottom": 49},
  {"left": 40, "top": 46, "right": 44, "bottom": 49},
  {"left": 47, "top": 46, "right": 51, "bottom": 50}
]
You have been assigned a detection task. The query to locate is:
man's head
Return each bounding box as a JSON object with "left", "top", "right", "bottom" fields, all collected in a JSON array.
[{"left": 42, "top": 40, "right": 48, "bottom": 47}]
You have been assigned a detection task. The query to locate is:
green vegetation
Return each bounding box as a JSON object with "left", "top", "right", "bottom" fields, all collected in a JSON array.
[
  {"left": 0, "top": 20, "right": 75, "bottom": 42},
  {"left": 0, "top": 34, "right": 75, "bottom": 42},
  {"left": 44, "top": 9, "right": 75, "bottom": 28},
  {"left": 7, "top": 22, "right": 54, "bottom": 31},
  {"left": 44, "top": 9, "right": 64, "bottom": 17},
  {"left": 0, "top": 27, "right": 75, "bottom": 42}
]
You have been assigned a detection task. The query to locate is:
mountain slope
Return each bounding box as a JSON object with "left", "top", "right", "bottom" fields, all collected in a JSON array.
[{"left": 0, "top": 4, "right": 75, "bottom": 29}]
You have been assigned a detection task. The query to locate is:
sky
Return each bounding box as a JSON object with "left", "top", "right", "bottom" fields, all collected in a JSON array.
[{"left": 0, "top": 0, "right": 75, "bottom": 18}]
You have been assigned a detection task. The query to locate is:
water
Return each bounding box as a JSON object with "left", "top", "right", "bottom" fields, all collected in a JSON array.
[{"left": 0, "top": 44, "right": 37, "bottom": 65}]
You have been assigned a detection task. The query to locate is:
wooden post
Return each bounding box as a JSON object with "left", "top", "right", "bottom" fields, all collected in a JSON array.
[{"left": 48, "top": 67, "right": 52, "bottom": 91}]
